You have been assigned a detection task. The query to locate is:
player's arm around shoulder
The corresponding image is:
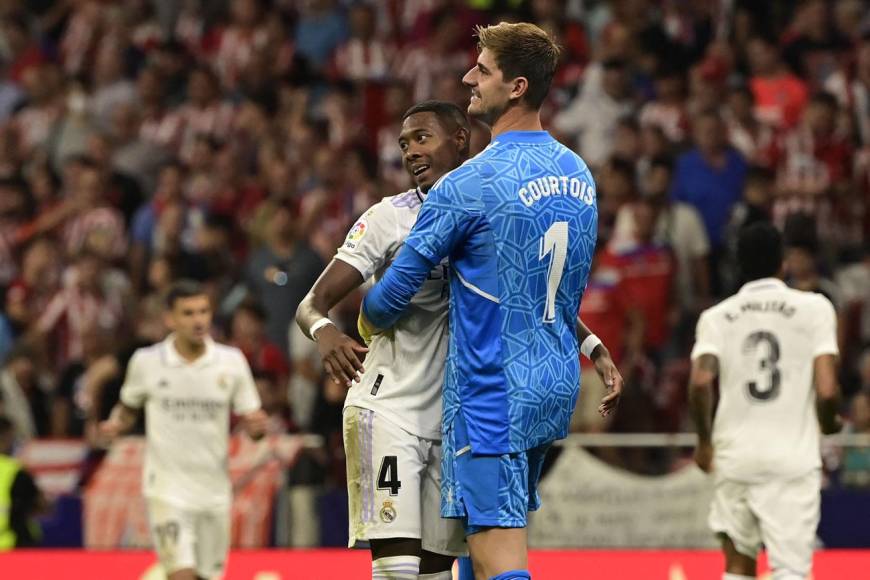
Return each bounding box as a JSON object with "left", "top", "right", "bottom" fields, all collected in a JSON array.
[{"left": 296, "top": 201, "right": 402, "bottom": 386}]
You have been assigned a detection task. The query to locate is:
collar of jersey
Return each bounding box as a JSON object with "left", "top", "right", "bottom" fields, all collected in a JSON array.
[
  {"left": 738, "top": 277, "right": 787, "bottom": 294},
  {"left": 163, "top": 333, "right": 217, "bottom": 367},
  {"left": 491, "top": 130, "right": 553, "bottom": 144},
  {"left": 415, "top": 187, "right": 425, "bottom": 202}
]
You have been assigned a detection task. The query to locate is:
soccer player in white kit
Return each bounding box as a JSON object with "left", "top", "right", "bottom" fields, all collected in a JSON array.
[
  {"left": 688, "top": 223, "right": 842, "bottom": 580},
  {"left": 297, "top": 101, "right": 623, "bottom": 580},
  {"left": 100, "top": 280, "right": 268, "bottom": 580},
  {"left": 297, "top": 101, "right": 471, "bottom": 580}
]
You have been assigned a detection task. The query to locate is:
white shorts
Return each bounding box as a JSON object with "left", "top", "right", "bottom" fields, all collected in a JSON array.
[
  {"left": 709, "top": 470, "right": 821, "bottom": 577},
  {"left": 343, "top": 406, "right": 466, "bottom": 556},
  {"left": 147, "top": 497, "right": 230, "bottom": 579}
]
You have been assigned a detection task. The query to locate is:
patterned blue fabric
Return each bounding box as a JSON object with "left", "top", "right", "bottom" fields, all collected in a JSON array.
[
  {"left": 363, "top": 130, "right": 597, "bottom": 454},
  {"left": 441, "top": 409, "right": 549, "bottom": 531}
]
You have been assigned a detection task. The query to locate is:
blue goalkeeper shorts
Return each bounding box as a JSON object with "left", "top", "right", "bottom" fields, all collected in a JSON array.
[{"left": 441, "top": 410, "right": 551, "bottom": 535}]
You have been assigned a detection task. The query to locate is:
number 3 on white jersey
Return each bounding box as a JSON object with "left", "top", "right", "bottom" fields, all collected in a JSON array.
[{"left": 539, "top": 221, "right": 568, "bottom": 323}]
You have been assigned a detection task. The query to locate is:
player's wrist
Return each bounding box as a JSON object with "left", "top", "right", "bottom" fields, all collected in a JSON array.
[
  {"left": 310, "top": 317, "right": 336, "bottom": 341},
  {"left": 581, "top": 334, "right": 604, "bottom": 360}
]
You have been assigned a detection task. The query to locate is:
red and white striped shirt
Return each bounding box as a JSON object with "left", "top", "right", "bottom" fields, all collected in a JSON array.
[{"left": 63, "top": 207, "right": 127, "bottom": 259}]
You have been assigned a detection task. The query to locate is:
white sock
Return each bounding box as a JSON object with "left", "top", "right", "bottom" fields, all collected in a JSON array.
[
  {"left": 372, "top": 555, "right": 421, "bottom": 580},
  {"left": 723, "top": 574, "right": 754, "bottom": 580},
  {"left": 419, "top": 572, "right": 453, "bottom": 580}
]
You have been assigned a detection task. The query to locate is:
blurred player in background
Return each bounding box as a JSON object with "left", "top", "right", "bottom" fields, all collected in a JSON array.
[
  {"left": 689, "top": 222, "right": 842, "bottom": 580},
  {"left": 100, "top": 280, "right": 267, "bottom": 580},
  {"left": 361, "top": 22, "right": 602, "bottom": 580}
]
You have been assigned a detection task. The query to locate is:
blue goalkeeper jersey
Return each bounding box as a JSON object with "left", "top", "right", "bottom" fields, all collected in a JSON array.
[{"left": 363, "top": 130, "right": 597, "bottom": 454}]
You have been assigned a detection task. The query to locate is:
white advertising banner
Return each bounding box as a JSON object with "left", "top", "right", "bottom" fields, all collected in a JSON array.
[{"left": 529, "top": 446, "right": 717, "bottom": 548}]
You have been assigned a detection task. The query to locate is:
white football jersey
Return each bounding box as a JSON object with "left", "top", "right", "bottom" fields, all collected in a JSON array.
[
  {"left": 336, "top": 189, "right": 448, "bottom": 440},
  {"left": 691, "top": 278, "right": 839, "bottom": 482},
  {"left": 120, "top": 335, "right": 261, "bottom": 509}
]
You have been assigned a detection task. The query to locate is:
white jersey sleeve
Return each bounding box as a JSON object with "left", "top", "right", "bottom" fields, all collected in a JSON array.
[
  {"left": 120, "top": 350, "right": 149, "bottom": 409},
  {"left": 231, "top": 350, "right": 262, "bottom": 415},
  {"left": 335, "top": 203, "right": 399, "bottom": 280},
  {"left": 811, "top": 295, "right": 839, "bottom": 358},
  {"left": 691, "top": 310, "right": 723, "bottom": 360}
]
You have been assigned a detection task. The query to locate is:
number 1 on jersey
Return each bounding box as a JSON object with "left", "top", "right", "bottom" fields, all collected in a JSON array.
[{"left": 539, "top": 221, "right": 569, "bottom": 323}]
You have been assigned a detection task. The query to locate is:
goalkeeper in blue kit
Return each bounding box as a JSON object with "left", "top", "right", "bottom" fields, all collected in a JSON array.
[{"left": 361, "top": 22, "right": 601, "bottom": 580}]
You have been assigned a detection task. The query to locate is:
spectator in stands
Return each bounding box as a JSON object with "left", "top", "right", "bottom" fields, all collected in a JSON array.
[
  {"left": 615, "top": 156, "right": 710, "bottom": 318},
  {"left": 781, "top": 0, "right": 850, "bottom": 89},
  {"left": 825, "top": 33, "right": 870, "bottom": 148},
  {"left": 639, "top": 67, "right": 689, "bottom": 145},
  {"left": 783, "top": 214, "right": 842, "bottom": 307},
  {"left": 606, "top": 197, "right": 676, "bottom": 365},
  {"left": 129, "top": 161, "right": 187, "bottom": 291},
  {"left": 554, "top": 56, "right": 635, "bottom": 168},
  {"left": 107, "top": 103, "right": 170, "bottom": 198},
  {"left": 35, "top": 250, "right": 128, "bottom": 370},
  {"left": 393, "top": 8, "right": 469, "bottom": 102},
  {"left": 611, "top": 117, "right": 641, "bottom": 162},
  {"left": 51, "top": 326, "right": 116, "bottom": 438},
  {"left": 775, "top": 92, "right": 853, "bottom": 237},
  {"left": 841, "top": 389, "right": 870, "bottom": 488},
  {"left": 13, "top": 63, "right": 64, "bottom": 156},
  {"left": 173, "top": 66, "right": 236, "bottom": 163},
  {"left": 252, "top": 371, "right": 293, "bottom": 434},
  {"left": 230, "top": 301, "right": 289, "bottom": 386},
  {"left": 212, "top": 0, "right": 269, "bottom": 91},
  {"left": 0, "top": 345, "right": 48, "bottom": 442},
  {"left": 0, "top": 414, "right": 45, "bottom": 549},
  {"left": 747, "top": 35, "right": 809, "bottom": 130},
  {"left": 293, "top": 0, "right": 348, "bottom": 70},
  {"left": 331, "top": 3, "right": 392, "bottom": 82},
  {"left": 724, "top": 83, "right": 778, "bottom": 169},
  {"left": 0, "top": 177, "right": 31, "bottom": 288},
  {"left": 60, "top": 158, "right": 128, "bottom": 261},
  {"left": 672, "top": 109, "right": 747, "bottom": 294},
  {"left": 4, "top": 238, "right": 60, "bottom": 334},
  {"left": 246, "top": 201, "right": 323, "bottom": 358},
  {"left": 598, "top": 156, "right": 638, "bottom": 244}
]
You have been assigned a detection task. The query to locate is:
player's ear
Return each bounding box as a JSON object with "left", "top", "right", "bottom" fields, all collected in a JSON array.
[
  {"left": 454, "top": 126, "right": 470, "bottom": 154},
  {"left": 509, "top": 76, "right": 529, "bottom": 102}
]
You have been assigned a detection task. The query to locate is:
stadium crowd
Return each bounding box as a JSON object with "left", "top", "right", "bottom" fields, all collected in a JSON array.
[{"left": 0, "top": 0, "right": 869, "bottom": 545}]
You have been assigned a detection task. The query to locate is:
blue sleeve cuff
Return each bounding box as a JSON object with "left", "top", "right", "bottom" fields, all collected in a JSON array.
[{"left": 362, "top": 245, "right": 435, "bottom": 329}]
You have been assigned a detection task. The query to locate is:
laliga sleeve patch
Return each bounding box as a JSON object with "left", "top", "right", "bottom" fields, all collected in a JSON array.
[{"left": 344, "top": 217, "right": 368, "bottom": 248}]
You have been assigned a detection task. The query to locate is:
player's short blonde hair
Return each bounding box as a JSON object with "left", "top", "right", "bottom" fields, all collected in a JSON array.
[{"left": 475, "top": 21, "right": 561, "bottom": 109}]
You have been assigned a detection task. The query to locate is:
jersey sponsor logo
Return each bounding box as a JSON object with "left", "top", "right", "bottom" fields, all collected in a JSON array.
[
  {"left": 343, "top": 218, "right": 368, "bottom": 249},
  {"left": 518, "top": 175, "right": 595, "bottom": 207},
  {"left": 160, "top": 397, "right": 226, "bottom": 421},
  {"left": 379, "top": 500, "right": 397, "bottom": 523}
]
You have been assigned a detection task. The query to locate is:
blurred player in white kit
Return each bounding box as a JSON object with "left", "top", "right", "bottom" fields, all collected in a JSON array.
[
  {"left": 100, "top": 279, "right": 268, "bottom": 580},
  {"left": 689, "top": 223, "right": 842, "bottom": 580}
]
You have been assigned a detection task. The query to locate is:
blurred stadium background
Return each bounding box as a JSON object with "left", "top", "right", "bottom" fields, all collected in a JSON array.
[{"left": 0, "top": 0, "right": 869, "bottom": 578}]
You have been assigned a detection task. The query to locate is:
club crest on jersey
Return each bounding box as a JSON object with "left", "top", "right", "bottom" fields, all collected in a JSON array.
[
  {"left": 344, "top": 218, "right": 368, "bottom": 249},
  {"left": 218, "top": 374, "right": 230, "bottom": 390},
  {"left": 380, "top": 500, "right": 397, "bottom": 524}
]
